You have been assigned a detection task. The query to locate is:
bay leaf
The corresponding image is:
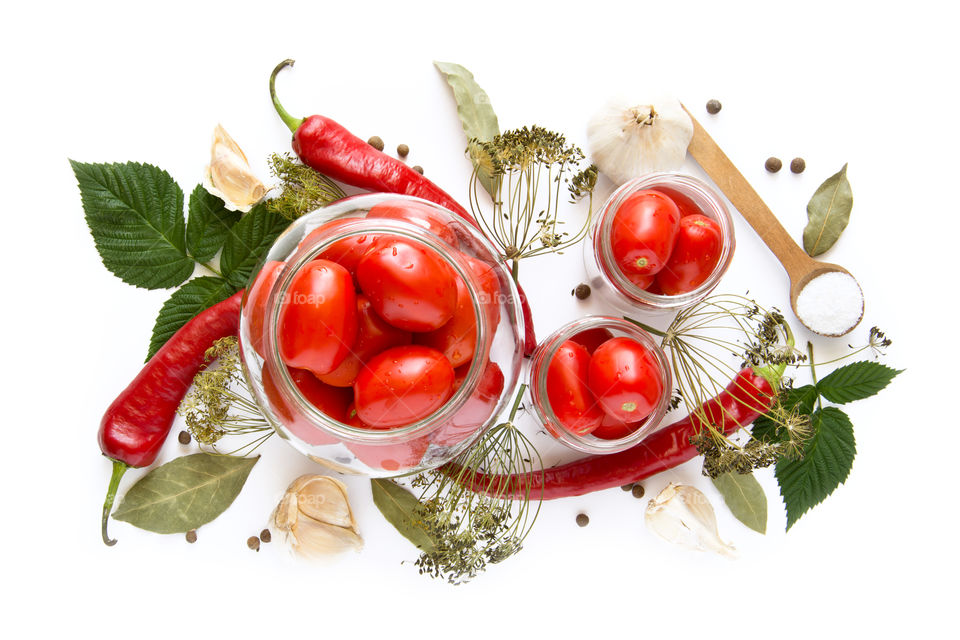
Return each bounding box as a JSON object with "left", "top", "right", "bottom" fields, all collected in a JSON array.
[
  {"left": 113, "top": 453, "right": 258, "bottom": 534},
  {"left": 711, "top": 472, "right": 767, "bottom": 534},
  {"left": 434, "top": 61, "right": 499, "bottom": 197},
  {"left": 370, "top": 479, "right": 436, "bottom": 553},
  {"left": 803, "top": 163, "right": 853, "bottom": 257}
]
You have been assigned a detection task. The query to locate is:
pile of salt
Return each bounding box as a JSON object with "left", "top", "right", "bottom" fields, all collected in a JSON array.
[{"left": 795, "top": 271, "right": 864, "bottom": 336}]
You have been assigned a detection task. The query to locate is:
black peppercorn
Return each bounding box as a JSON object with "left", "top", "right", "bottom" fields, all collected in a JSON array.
[
  {"left": 631, "top": 484, "right": 645, "bottom": 499},
  {"left": 367, "top": 136, "right": 384, "bottom": 151},
  {"left": 412, "top": 165, "right": 424, "bottom": 175},
  {"left": 178, "top": 430, "right": 191, "bottom": 445},
  {"left": 706, "top": 99, "right": 722, "bottom": 114},
  {"left": 790, "top": 157, "right": 806, "bottom": 174},
  {"left": 397, "top": 144, "right": 409, "bottom": 158},
  {"left": 247, "top": 536, "right": 260, "bottom": 552},
  {"left": 621, "top": 484, "right": 633, "bottom": 492},
  {"left": 575, "top": 513, "right": 589, "bottom": 527},
  {"left": 259, "top": 528, "right": 272, "bottom": 543},
  {"left": 185, "top": 530, "right": 197, "bottom": 544},
  {"left": 574, "top": 284, "right": 591, "bottom": 300},
  {"left": 764, "top": 157, "right": 782, "bottom": 173}
]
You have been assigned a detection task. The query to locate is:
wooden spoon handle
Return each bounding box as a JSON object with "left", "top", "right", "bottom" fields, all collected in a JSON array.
[{"left": 684, "top": 108, "right": 812, "bottom": 279}]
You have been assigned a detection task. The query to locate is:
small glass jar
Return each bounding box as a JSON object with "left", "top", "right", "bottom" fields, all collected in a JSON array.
[
  {"left": 584, "top": 173, "right": 735, "bottom": 314},
  {"left": 239, "top": 194, "right": 525, "bottom": 477},
  {"left": 528, "top": 316, "right": 672, "bottom": 454}
]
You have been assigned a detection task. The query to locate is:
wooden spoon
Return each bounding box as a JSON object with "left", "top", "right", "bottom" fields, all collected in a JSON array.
[{"left": 684, "top": 109, "right": 863, "bottom": 337}]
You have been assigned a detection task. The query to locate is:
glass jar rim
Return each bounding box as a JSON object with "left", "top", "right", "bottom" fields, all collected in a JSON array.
[{"left": 529, "top": 315, "right": 673, "bottom": 454}]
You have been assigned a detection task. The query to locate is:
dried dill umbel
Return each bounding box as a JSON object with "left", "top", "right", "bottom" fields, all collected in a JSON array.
[
  {"left": 266, "top": 153, "right": 346, "bottom": 220},
  {"left": 467, "top": 126, "right": 597, "bottom": 282},
  {"left": 408, "top": 385, "right": 542, "bottom": 585},
  {"left": 177, "top": 336, "right": 274, "bottom": 456}
]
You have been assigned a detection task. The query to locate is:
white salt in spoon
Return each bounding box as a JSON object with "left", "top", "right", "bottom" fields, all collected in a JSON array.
[{"left": 685, "top": 110, "right": 863, "bottom": 337}]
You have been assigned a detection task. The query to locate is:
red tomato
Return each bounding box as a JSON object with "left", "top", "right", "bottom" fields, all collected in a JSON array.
[
  {"left": 353, "top": 345, "right": 456, "bottom": 428},
  {"left": 261, "top": 364, "right": 338, "bottom": 445},
  {"left": 546, "top": 340, "right": 604, "bottom": 436},
  {"left": 625, "top": 270, "right": 656, "bottom": 291},
  {"left": 610, "top": 190, "right": 681, "bottom": 276},
  {"left": 462, "top": 254, "right": 502, "bottom": 328},
  {"left": 366, "top": 199, "right": 459, "bottom": 247},
  {"left": 244, "top": 260, "right": 284, "bottom": 358},
  {"left": 278, "top": 260, "right": 358, "bottom": 376},
  {"left": 288, "top": 368, "right": 354, "bottom": 423},
  {"left": 433, "top": 361, "right": 505, "bottom": 447},
  {"left": 356, "top": 238, "right": 458, "bottom": 332},
  {"left": 655, "top": 214, "right": 723, "bottom": 295},
  {"left": 651, "top": 187, "right": 701, "bottom": 218},
  {"left": 301, "top": 218, "right": 382, "bottom": 280},
  {"left": 591, "top": 413, "right": 642, "bottom": 440},
  {"left": 342, "top": 402, "right": 431, "bottom": 471},
  {"left": 316, "top": 295, "right": 412, "bottom": 387},
  {"left": 587, "top": 337, "right": 663, "bottom": 423},
  {"left": 569, "top": 328, "right": 614, "bottom": 354},
  {"left": 416, "top": 275, "right": 477, "bottom": 367}
]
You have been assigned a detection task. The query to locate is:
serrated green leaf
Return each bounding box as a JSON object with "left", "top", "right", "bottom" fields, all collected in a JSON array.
[
  {"left": 817, "top": 361, "right": 902, "bottom": 404},
  {"left": 803, "top": 164, "right": 853, "bottom": 257},
  {"left": 145, "top": 276, "right": 236, "bottom": 361},
  {"left": 186, "top": 185, "right": 241, "bottom": 263},
  {"left": 751, "top": 384, "right": 818, "bottom": 443},
  {"left": 113, "top": 453, "right": 258, "bottom": 534},
  {"left": 70, "top": 160, "right": 193, "bottom": 289},
  {"left": 370, "top": 479, "right": 437, "bottom": 553},
  {"left": 220, "top": 204, "right": 290, "bottom": 288},
  {"left": 434, "top": 61, "right": 499, "bottom": 197},
  {"left": 776, "top": 407, "right": 855, "bottom": 530},
  {"left": 712, "top": 472, "right": 767, "bottom": 534}
]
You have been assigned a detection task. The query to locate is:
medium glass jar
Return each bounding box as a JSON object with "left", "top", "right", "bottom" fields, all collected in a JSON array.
[
  {"left": 584, "top": 173, "right": 735, "bottom": 314},
  {"left": 239, "top": 194, "right": 524, "bottom": 477},
  {"left": 528, "top": 316, "right": 672, "bottom": 454}
]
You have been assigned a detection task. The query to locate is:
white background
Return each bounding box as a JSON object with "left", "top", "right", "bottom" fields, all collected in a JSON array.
[{"left": 2, "top": 0, "right": 953, "bottom": 637}]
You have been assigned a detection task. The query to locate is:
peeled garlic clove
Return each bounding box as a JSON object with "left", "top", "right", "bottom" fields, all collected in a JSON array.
[
  {"left": 587, "top": 96, "right": 693, "bottom": 185},
  {"left": 202, "top": 124, "right": 266, "bottom": 212},
  {"left": 645, "top": 483, "right": 736, "bottom": 558},
  {"left": 272, "top": 475, "right": 363, "bottom": 559}
]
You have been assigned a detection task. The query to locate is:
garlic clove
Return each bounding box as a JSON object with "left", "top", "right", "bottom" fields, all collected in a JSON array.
[
  {"left": 202, "top": 124, "right": 266, "bottom": 213},
  {"left": 645, "top": 483, "right": 736, "bottom": 558},
  {"left": 587, "top": 96, "right": 693, "bottom": 185},
  {"left": 272, "top": 475, "right": 363, "bottom": 558}
]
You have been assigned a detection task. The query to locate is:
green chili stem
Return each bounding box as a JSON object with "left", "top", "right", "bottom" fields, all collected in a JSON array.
[
  {"left": 101, "top": 459, "right": 128, "bottom": 546},
  {"left": 269, "top": 59, "right": 305, "bottom": 133}
]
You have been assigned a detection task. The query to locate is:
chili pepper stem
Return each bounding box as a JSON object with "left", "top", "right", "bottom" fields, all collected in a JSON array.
[
  {"left": 269, "top": 59, "right": 305, "bottom": 133},
  {"left": 101, "top": 459, "right": 128, "bottom": 546}
]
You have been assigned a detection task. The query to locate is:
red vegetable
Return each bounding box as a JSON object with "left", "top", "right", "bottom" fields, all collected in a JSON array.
[
  {"left": 587, "top": 337, "right": 663, "bottom": 423},
  {"left": 447, "top": 368, "right": 774, "bottom": 500},
  {"left": 269, "top": 59, "right": 537, "bottom": 356},
  {"left": 98, "top": 290, "right": 244, "bottom": 545},
  {"left": 367, "top": 199, "right": 459, "bottom": 247},
  {"left": 611, "top": 189, "right": 681, "bottom": 276},
  {"left": 546, "top": 340, "right": 604, "bottom": 436},
  {"left": 655, "top": 214, "right": 723, "bottom": 295}
]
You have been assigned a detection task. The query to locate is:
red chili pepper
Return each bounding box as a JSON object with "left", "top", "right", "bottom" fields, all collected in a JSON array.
[
  {"left": 448, "top": 368, "right": 774, "bottom": 500},
  {"left": 98, "top": 290, "right": 244, "bottom": 545},
  {"left": 269, "top": 59, "right": 537, "bottom": 356}
]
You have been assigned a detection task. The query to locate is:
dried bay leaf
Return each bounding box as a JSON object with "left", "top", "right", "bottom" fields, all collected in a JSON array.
[
  {"left": 434, "top": 61, "right": 499, "bottom": 197},
  {"left": 370, "top": 479, "right": 436, "bottom": 553},
  {"left": 113, "top": 453, "right": 258, "bottom": 534},
  {"left": 803, "top": 163, "right": 853, "bottom": 257},
  {"left": 711, "top": 472, "right": 767, "bottom": 534}
]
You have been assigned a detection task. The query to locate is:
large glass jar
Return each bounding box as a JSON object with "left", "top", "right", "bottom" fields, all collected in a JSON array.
[
  {"left": 584, "top": 173, "right": 735, "bottom": 314},
  {"left": 239, "top": 194, "right": 524, "bottom": 477}
]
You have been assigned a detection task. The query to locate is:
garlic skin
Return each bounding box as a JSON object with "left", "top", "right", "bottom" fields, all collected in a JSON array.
[
  {"left": 587, "top": 96, "right": 693, "bottom": 185},
  {"left": 645, "top": 483, "right": 736, "bottom": 558},
  {"left": 202, "top": 124, "right": 266, "bottom": 213},
  {"left": 272, "top": 475, "right": 363, "bottom": 559}
]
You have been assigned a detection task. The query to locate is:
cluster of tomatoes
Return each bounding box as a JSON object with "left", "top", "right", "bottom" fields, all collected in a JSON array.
[
  {"left": 244, "top": 200, "right": 504, "bottom": 470},
  {"left": 545, "top": 327, "right": 664, "bottom": 441},
  {"left": 610, "top": 188, "right": 723, "bottom": 295}
]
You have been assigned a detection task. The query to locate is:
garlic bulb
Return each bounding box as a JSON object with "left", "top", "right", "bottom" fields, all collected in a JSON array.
[
  {"left": 587, "top": 96, "right": 693, "bottom": 185},
  {"left": 202, "top": 124, "right": 266, "bottom": 212},
  {"left": 644, "top": 483, "right": 736, "bottom": 558},
  {"left": 272, "top": 475, "right": 363, "bottom": 558}
]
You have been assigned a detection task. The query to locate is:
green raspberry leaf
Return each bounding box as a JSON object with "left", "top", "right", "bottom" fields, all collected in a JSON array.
[
  {"left": 775, "top": 407, "right": 856, "bottom": 530},
  {"left": 220, "top": 204, "right": 290, "bottom": 288},
  {"left": 185, "top": 185, "right": 241, "bottom": 263},
  {"left": 70, "top": 160, "right": 193, "bottom": 289},
  {"left": 146, "top": 277, "right": 237, "bottom": 361},
  {"left": 817, "top": 361, "right": 903, "bottom": 404}
]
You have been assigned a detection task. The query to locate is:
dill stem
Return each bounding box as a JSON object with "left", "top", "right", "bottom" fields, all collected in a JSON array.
[{"left": 623, "top": 316, "right": 668, "bottom": 338}]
